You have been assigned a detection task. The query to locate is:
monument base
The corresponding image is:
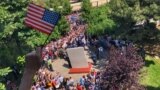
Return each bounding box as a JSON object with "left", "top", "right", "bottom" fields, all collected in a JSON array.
[{"left": 69, "top": 63, "right": 92, "bottom": 74}]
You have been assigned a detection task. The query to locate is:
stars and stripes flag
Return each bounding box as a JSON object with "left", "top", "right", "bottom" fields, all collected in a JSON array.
[{"left": 25, "top": 3, "right": 60, "bottom": 35}]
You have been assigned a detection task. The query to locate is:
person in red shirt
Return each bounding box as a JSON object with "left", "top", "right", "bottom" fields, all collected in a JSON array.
[
  {"left": 48, "top": 50, "right": 53, "bottom": 59},
  {"left": 76, "top": 83, "right": 83, "bottom": 90}
]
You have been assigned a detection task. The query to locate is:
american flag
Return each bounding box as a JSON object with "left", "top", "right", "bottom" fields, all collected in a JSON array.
[{"left": 25, "top": 3, "right": 60, "bottom": 35}]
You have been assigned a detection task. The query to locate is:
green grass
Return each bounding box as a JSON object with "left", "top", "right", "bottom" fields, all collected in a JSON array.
[{"left": 140, "top": 55, "right": 160, "bottom": 90}]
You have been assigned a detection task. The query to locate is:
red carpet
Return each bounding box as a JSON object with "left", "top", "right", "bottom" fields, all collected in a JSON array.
[{"left": 69, "top": 63, "right": 92, "bottom": 74}]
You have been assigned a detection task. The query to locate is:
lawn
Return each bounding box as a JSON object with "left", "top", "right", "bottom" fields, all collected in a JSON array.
[{"left": 140, "top": 55, "right": 160, "bottom": 90}]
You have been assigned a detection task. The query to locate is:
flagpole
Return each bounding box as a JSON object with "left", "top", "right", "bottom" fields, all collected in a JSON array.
[{"left": 42, "top": 32, "right": 53, "bottom": 47}]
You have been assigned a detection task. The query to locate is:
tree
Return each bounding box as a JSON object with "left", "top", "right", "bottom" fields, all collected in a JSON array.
[
  {"left": 56, "top": 16, "right": 70, "bottom": 36},
  {"left": 86, "top": 6, "right": 116, "bottom": 36},
  {"left": 0, "top": 0, "right": 71, "bottom": 88},
  {"left": 0, "top": 83, "right": 5, "bottom": 90},
  {"left": 100, "top": 45, "right": 145, "bottom": 89},
  {"left": 0, "top": 0, "right": 70, "bottom": 67},
  {"left": 139, "top": 0, "right": 160, "bottom": 6},
  {"left": 125, "top": 0, "right": 138, "bottom": 7},
  {"left": 0, "top": 67, "right": 12, "bottom": 90},
  {"left": 81, "top": 0, "right": 116, "bottom": 36},
  {"left": 28, "top": 0, "right": 70, "bottom": 45},
  {"left": 81, "top": 3, "right": 116, "bottom": 36},
  {"left": 131, "top": 1, "right": 146, "bottom": 22},
  {"left": 61, "top": 0, "right": 72, "bottom": 15},
  {"left": 45, "top": 0, "right": 71, "bottom": 15},
  {"left": 143, "top": 3, "right": 160, "bottom": 20},
  {"left": 0, "top": 0, "right": 33, "bottom": 67},
  {"left": 108, "top": 0, "right": 160, "bottom": 45},
  {"left": 81, "top": 0, "right": 92, "bottom": 23},
  {"left": 109, "top": 0, "right": 133, "bottom": 27}
]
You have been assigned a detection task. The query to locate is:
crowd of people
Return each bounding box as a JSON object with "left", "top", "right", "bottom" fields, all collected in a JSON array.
[
  {"left": 31, "top": 68, "right": 102, "bottom": 90},
  {"left": 42, "top": 13, "right": 87, "bottom": 62},
  {"left": 31, "top": 13, "right": 96, "bottom": 90},
  {"left": 5, "top": 33, "right": 135, "bottom": 90},
  {"left": 31, "top": 12, "right": 134, "bottom": 90}
]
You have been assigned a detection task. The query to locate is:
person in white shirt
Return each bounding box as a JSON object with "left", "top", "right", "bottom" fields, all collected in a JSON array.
[
  {"left": 98, "top": 46, "right": 104, "bottom": 59},
  {"left": 58, "top": 75, "right": 64, "bottom": 83},
  {"left": 45, "top": 46, "right": 49, "bottom": 52},
  {"left": 67, "top": 77, "right": 74, "bottom": 86}
]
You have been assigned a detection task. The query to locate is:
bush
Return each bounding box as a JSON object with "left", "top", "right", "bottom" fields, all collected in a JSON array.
[{"left": 101, "top": 45, "right": 145, "bottom": 89}]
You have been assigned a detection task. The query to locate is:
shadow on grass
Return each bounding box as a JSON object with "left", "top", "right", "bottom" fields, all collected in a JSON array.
[
  {"left": 145, "top": 60, "right": 155, "bottom": 67},
  {"left": 147, "top": 86, "right": 160, "bottom": 90}
]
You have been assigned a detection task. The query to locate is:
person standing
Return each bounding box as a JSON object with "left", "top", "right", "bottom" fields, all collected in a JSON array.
[{"left": 98, "top": 46, "right": 104, "bottom": 59}]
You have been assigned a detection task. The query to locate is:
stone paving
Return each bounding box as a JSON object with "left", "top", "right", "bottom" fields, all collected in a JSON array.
[{"left": 51, "top": 49, "right": 107, "bottom": 81}]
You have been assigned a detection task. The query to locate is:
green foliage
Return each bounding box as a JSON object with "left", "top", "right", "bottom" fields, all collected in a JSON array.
[
  {"left": 108, "top": 0, "right": 160, "bottom": 41},
  {"left": 82, "top": 4, "right": 116, "bottom": 36},
  {"left": 0, "top": 42, "right": 22, "bottom": 67},
  {"left": 81, "top": 0, "right": 116, "bottom": 36},
  {"left": 81, "top": 0, "right": 92, "bottom": 23},
  {"left": 45, "top": 0, "right": 71, "bottom": 15},
  {"left": 0, "top": 67, "right": 12, "bottom": 77},
  {"left": 0, "top": 67, "right": 12, "bottom": 90},
  {"left": 139, "top": 0, "right": 160, "bottom": 6},
  {"left": 16, "top": 56, "right": 25, "bottom": 68},
  {"left": 0, "top": 0, "right": 70, "bottom": 67},
  {"left": 48, "top": 16, "right": 69, "bottom": 43},
  {"left": 0, "top": 67, "right": 12, "bottom": 82},
  {"left": 131, "top": 1, "right": 146, "bottom": 22},
  {"left": 61, "top": 0, "right": 72, "bottom": 15},
  {"left": 15, "top": 56, "right": 25, "bottom": 75},
  {"left": 109, "top": 0, "right": 160, "bottom": 25},
  {"left": 25, "top": 0, "right": 70, "bottom": 46},
  {"left": 0, "top": 83, "right": 5, "bottom": 90},
  {"left": 87, "top": 10, "right": 116, "bottom": 35},
  {"left": 81, "top": 0, "right": 92, "bottom": 13},
  {"left": 25, "top": 30, "right": 48, "bottom": 47},
  {"left": 56, "top": 16, "right": 70, "bottom": 36},
  {"left": 125, "top": 0, "right": 137, "bottom": 6},
  {"left": 109, "top": 0, "right": 133, "bottom": 25},
  {"left": 143, "top": 3, "right": 160, "bottom": 20}
]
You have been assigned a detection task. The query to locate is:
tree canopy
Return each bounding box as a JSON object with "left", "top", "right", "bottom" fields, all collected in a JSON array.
[
  {"left": 0, "top": 0, "right": 160, "bottom": 89},
  {"left": 0, "top": 67, "right": 12, "bottom": 90},
  {"left": 0, "top": 1, "right": 71, "bottom": 88},
  {"left": 108, "top": 0, "right": 160, "bottom": 56},
  {"left": 101, "top": 45, "right": 144, "bottom": 89},
  {"left": 81, "top": 0, "right": 116, "bottom": 36},
  {"left": 0, "top": 0, "right": 70, "bottom": 67}
]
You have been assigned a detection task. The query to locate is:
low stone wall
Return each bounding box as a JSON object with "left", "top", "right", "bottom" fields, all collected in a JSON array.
[{"left": 71, "top": 0, "right": 110, "bottom": 11}]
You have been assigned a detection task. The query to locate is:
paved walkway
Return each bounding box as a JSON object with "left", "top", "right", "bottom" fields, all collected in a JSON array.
[{"left": 51, "top": 49, "right": 107, "bottom": 81}]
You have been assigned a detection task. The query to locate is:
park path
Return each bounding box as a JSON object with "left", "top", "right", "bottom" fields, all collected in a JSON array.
[
  {"left": 51, "top": 48, "right": 108, "bottom": 81},
  {"left": 51, "top": 50, "right": 93, "bottom": 81}
]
